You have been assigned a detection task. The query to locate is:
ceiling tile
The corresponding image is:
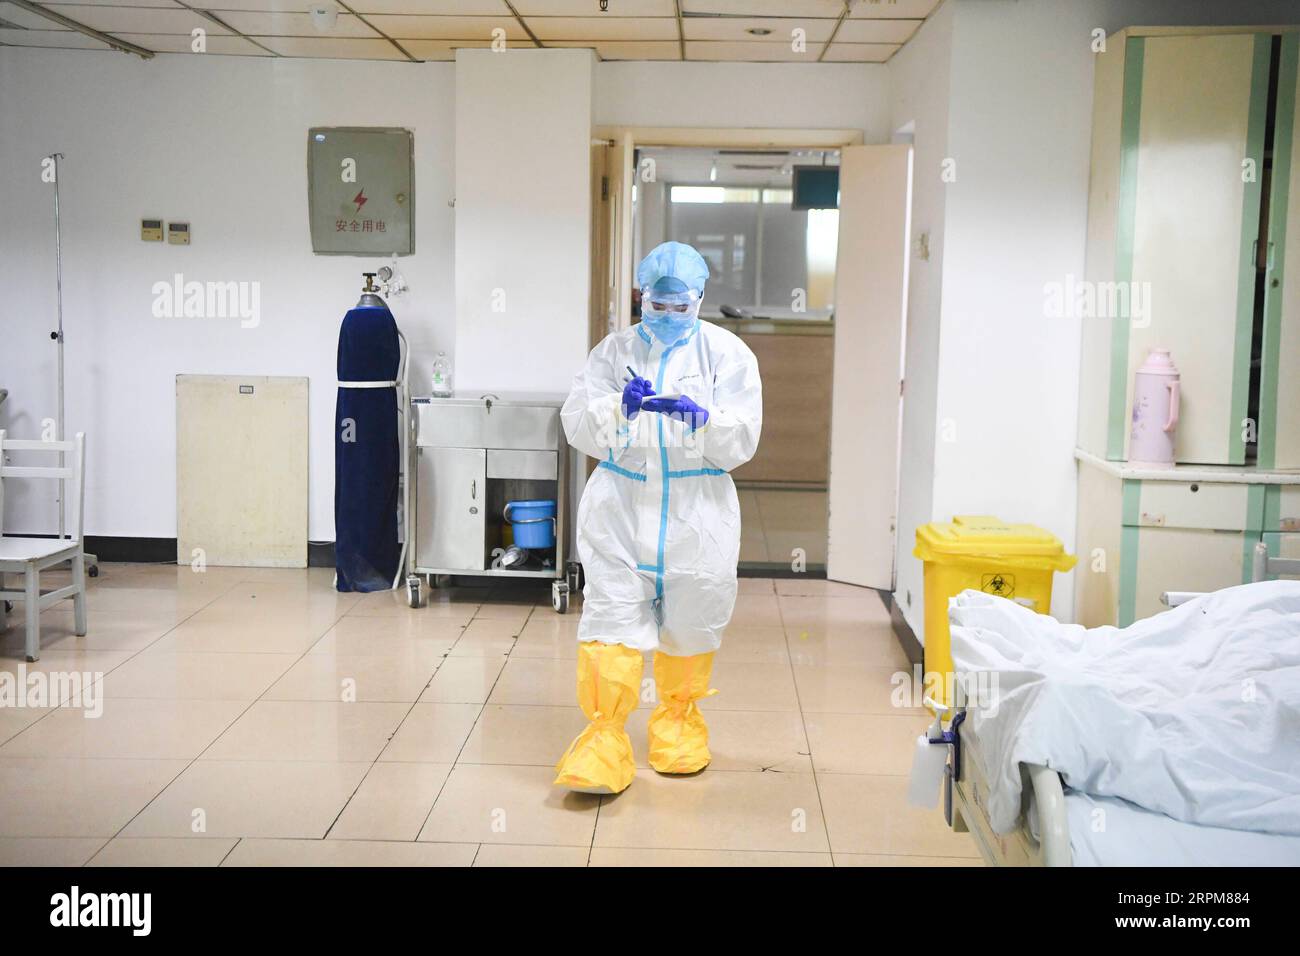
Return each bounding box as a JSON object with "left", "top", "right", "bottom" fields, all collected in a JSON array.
[
  {"left": 353, "top": 0, "right": 510, "bottom": 12},
  {"left": 254, "top": 35, "right": 406, "bottom": 57},
  {"left": 682, "top": 16, "right": 837, "bottom": 43},
  {"left": 364, "top": 14, "right": 527, "bottom": 40},
  {"left": 211, "top": 11, "right": 380, "bottom": 38},
  {"left": 547, "top": 39, "right": 680, "bottom": 60},
  {"left": 526, "top": 16, "right": 677, "bottom": 42},
  {"left": 402, "top": 40, "right": 452, "bottom": 59},
  {"left": 116, "top": 31, "right": 271, "bottom": 54},
  {"left": 848, "top": 0, "right": 940, "bottom": 18},
  {"left": 401, "top": 36, "right": 494, "bottom": 59},
  {"left": 0, "top": 26, "right": 107, "bottom": 47},
  {"left": 1, "top": 2, "right": 73, "bottom": 29},
  {"left": 165, "top": 0, "right": 351, "bottom": 10},
  {"left": 42, "top": 0, "right": 181, "bottom": 7},
  {"left": 820, "top": 41, "right": 898, "bottom": 62},
  {"left": 682, "top": 0, "right": 843, "bottom": 16},
  {"left": 171, "top": 0, "right": 316, "bottom": 9},
  {"left": 683, "top": 39, "right": 825, "bottom": 62},
  {"left": 832, "top": 17, "right": 918, "bottom": 43},
  {"left": 37, "top": 5, "right": 230, "bottom": 35},
  {"left": 514, "top": 0, "right": 674, "bottom": 14}
]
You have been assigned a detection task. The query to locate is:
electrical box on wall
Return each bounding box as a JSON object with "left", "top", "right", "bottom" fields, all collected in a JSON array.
[
  {"left": 307, "top": 127, "right": 414, "bottom": 256},
  {"left": 168, "top": 222, "right": 190, "bottom": 245},
  {"left": 141, "top": 219, "right": 163, "bottom": 242}
]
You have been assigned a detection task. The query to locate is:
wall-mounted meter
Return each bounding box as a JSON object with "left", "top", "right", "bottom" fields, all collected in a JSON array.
[
  {"left": 168, "top": 222, "right": 191, "bottom": 245},
  {"left": 141, "top": 218, "right": 163, "bottom": 242}
]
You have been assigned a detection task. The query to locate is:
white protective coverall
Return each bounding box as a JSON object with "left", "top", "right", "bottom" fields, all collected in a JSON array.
[{"left": 561, "top": 319, "right": 763, "bottom": 656}]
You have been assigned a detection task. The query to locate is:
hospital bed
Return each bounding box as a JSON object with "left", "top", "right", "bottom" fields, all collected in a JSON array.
[
  {"left": 936, "top": 544, "right": 1300, "bottom": 867},
  {"left": 946, "top": 732, "right": 1070, "bottom": 866},
  {"left": 947, "top": 737, "right": 1300, "bottom": 867}
]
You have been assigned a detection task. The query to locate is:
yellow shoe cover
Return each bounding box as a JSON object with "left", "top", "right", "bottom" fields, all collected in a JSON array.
[
  {"left": 648, "top": 651, "right": 717, "bottom": 775},
  {"left": 554, "top": 641, "right": 644, "bottom": 794}
]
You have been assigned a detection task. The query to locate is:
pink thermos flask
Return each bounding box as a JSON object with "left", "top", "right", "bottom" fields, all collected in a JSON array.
[{"left": 1129, "top": 348, "right": 1180, "bottom": 468}]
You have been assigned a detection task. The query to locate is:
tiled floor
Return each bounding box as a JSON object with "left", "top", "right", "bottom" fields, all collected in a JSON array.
[
  {"left": 738, "top": 488, "right": 828, "bottom": 567},
  {"left": 0, "top": 563, "right": 979, "bottom": 867}
]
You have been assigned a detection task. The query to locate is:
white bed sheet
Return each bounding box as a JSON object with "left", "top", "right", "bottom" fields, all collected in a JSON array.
[
  {"left": 948, "top": 582, "right": 1300, "bottom": 837},
  {"left": 1061, "top": 792, "right": 1300, "bottom": 867}
]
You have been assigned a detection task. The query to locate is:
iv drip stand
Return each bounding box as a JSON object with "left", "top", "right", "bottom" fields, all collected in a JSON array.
[{"left": 48, "top": 153, "right": 98, "bottom": 577}]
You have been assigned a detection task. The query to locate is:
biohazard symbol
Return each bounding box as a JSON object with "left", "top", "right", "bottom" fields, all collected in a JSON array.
[{"left": 981, "top": 573, "right": 1015, "bottom": 598}]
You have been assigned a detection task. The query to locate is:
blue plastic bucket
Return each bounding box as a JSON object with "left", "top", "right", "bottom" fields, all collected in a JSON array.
[{"left": 504, "top": 499, "right": 556, "bottom": 549}]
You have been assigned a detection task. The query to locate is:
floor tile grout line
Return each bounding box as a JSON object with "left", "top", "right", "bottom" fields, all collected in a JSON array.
[
  {"left": 0, "top": 570, "right": 248, "bottom": 748},
  {"left": 77, "top": 836, "right": 113, "bottom": 868},
  {"left": 320, "top": 616, "right": 476, "bottom": 841},
  {"left": 8, "top": 574, "right": 931, "bottom": 862},
  {"left": 2, "top": 830, "right": 972, "bottom": 865},
  {"left": 316, "top": 598, "right": 487, "bottom": 841},
  {"left": 587, "top": 801, "right": 600, "bottom": 868},
  {"left": 408, "top": 601, "right": 534, "bottom": 843},
  {"left": 774, "top": 585, "right": 837, "bottom": 865},
  {"left": 4, "top": 570, "right": 422, "bottom": 851},
  {"left": 96, "top": 835, "right": 957, "bottom": 864},
  {"left": 217, "top": 837, "right": 242, "bottom": 867},
  {"left": 104, "top": 583, "right": 370, "bottom": 844}
]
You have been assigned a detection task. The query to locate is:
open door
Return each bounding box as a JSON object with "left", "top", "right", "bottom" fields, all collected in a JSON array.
[
  {"left": 610, "top": 130, "right": 635, "bottom": 335},
  {"left": 589, "top": 140, "right": 611, "bottom": 352},
  {"left": 826, "top": 144, "right": 911, "bottom": 588},
  {"left": 585, "top": 133, "right": 635, "bottom": 485},
  {"left": 590, "top": 131, "right": 635, "bottom": 349}
]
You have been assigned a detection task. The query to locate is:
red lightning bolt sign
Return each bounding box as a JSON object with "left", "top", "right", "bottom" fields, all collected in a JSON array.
[{"left": 352, "top": 189, "right": 367, "bottom": 213}]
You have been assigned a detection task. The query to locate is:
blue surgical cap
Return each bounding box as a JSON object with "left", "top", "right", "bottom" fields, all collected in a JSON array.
[{"left": 637, "top": 241, "right": 709, "bottom": 303}]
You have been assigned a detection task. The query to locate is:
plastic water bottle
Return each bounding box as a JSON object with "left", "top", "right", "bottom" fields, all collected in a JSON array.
[{"left": 431, "top": 351, "right": 453, "bottom": 398}]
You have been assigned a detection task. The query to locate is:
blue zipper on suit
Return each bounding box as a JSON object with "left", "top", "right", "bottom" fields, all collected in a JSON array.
[{"left": 648, "top": 320, "right": 700, "bottom": 622}]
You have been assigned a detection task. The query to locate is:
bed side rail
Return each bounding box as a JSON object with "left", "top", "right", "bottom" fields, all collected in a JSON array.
[{"left": 1025, "top": 763, "right": 1071, "bottom": 867}]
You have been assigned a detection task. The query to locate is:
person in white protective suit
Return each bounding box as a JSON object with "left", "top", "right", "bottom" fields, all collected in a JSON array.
[{"left": 554, "top": 241, "right": 763, "bottom": 794}]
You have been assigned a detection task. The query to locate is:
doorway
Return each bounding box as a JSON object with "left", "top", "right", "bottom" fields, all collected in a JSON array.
[
  {"left": 632, "top": 146, "right": 838, "bottom": 573},
  {"left": 591, "top": 128, "right": 909, "bottom": 589}
]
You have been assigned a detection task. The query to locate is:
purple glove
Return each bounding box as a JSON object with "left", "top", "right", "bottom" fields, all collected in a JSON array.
[
  {"left": 622, "top": 375, "right": 655, "bottom": 418},
  {"left": 641, "top": 395, "right": 710, "bottom": 432}
]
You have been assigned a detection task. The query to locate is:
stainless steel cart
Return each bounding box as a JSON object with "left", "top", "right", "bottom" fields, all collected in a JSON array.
[{"left": 404, "top": 392, "right": 578, "bottom": 612}]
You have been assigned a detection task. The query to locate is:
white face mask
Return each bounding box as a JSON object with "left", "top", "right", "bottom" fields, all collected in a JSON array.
[{"left": 641, "top": 296, "right": 701, "bottom": 344}]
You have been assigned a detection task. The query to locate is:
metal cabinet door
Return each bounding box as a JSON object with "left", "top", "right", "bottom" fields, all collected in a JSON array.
[
  {"left": 416, "top": 446, "right": 486, "bottom": 571},
  {"left": 1120, "top": 33, "right": 1265, "bottom": 465},
  {"left": 1129, "top": 526, "right": 1247, "bottom": 625}
]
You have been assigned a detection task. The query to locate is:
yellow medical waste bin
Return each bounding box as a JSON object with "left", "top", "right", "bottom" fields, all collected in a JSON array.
[{"left": 913, "top": 515, "right": 1076, "bottom": 705}]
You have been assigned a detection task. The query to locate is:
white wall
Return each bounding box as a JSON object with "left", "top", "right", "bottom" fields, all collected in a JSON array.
[
  {"left": 0, "top": 49, "right": 455, "bottom": 541},
  {"left": 39, "top": 5, "right": 1285, "bottom": 569},
  {"left": 595, "top": 61, "right": 891, "bottom": 140},
  {"left": 887, "top": 0, "right": 954, "bottom": 632},
  {"left": 889, "top": 0, "right": 1300, "bottom": 641},
  {"left": 453, "top": 48, "right": 593, "bottom": 394},
  {"left": 928, "top": 0, "right": 1096, "bottom": 626},
  {"left": 0, "top": 46, "right": 886, "bottom": 545}
]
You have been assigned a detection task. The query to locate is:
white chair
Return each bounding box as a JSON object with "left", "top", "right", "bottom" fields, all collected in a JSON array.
[{"left": 0, "top": 431, "right": 88, "bottom": 661}]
